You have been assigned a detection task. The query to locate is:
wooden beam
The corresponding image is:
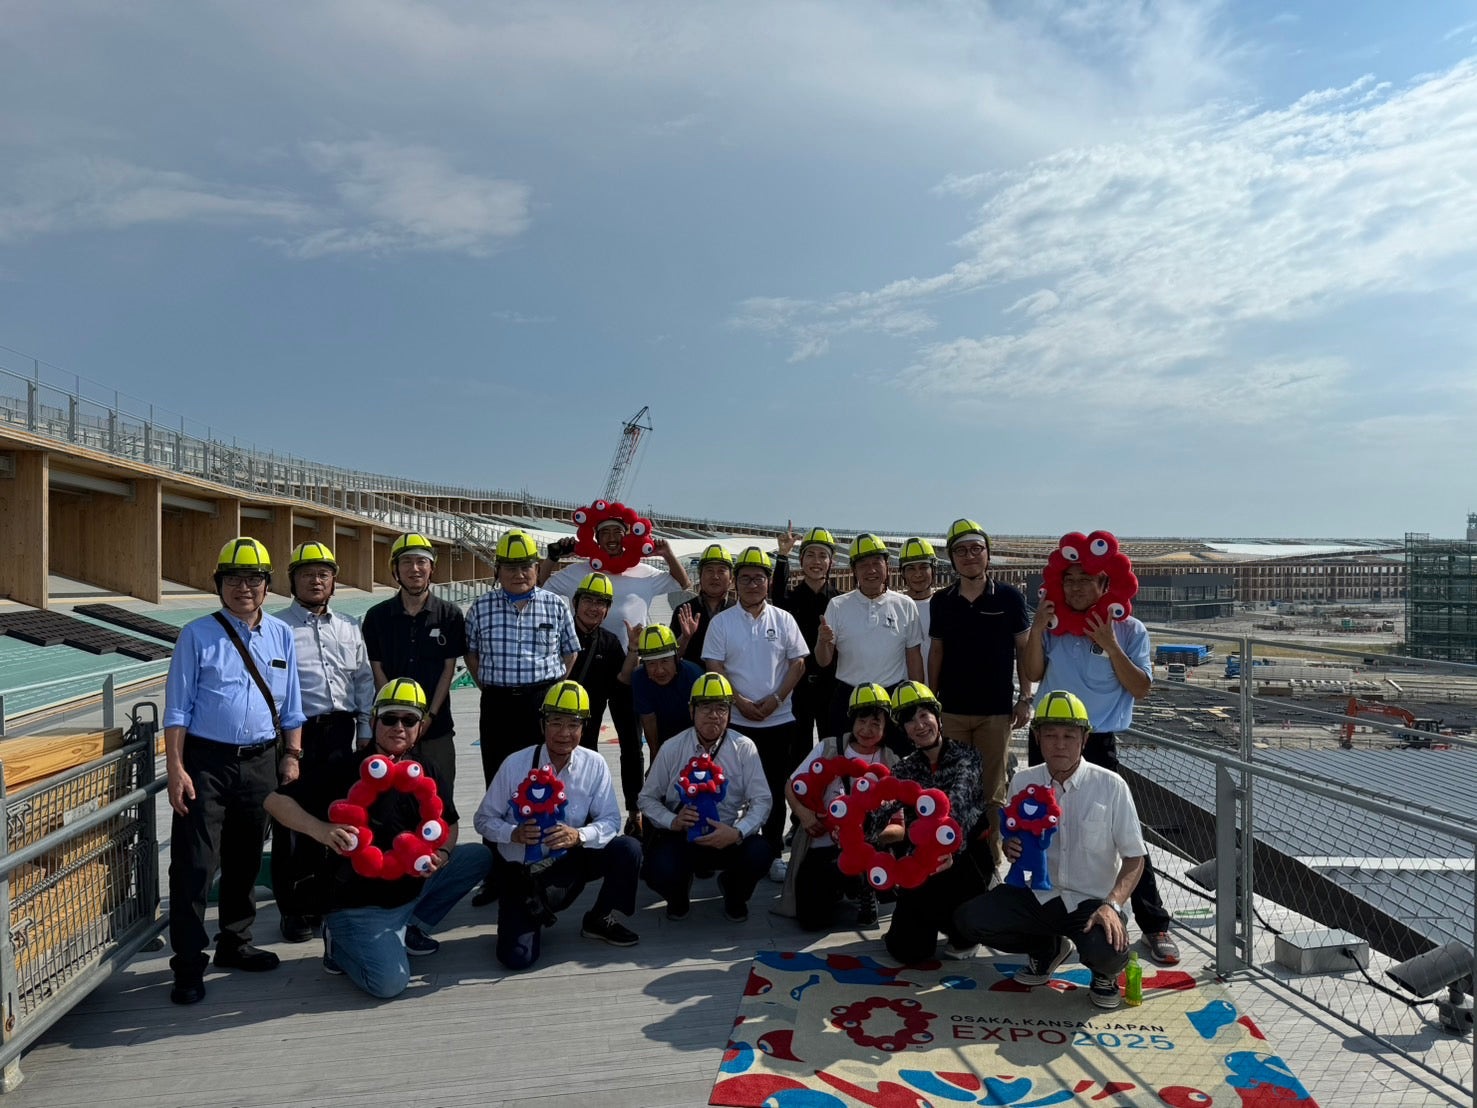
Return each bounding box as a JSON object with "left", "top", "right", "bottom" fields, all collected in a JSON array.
[
  {"left": 161, "top": 498, "right": 242, "bottom": 592},
  {"left": 0, "top": 450, "right": 49, "bottom": 608}
]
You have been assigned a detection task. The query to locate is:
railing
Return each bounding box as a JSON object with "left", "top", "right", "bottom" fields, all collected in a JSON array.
[
  {"left": 0, "top": 667, "right": 170, "bottom": 739},
  {"left": 1126, "top": 626, "right": 1477, "bottom": 1103},
  {"left": 0, "top": 710, "right": 166, "bottom": 1092}
]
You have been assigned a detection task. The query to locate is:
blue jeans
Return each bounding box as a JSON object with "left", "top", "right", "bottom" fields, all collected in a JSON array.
[{"left": 324, "top": 844, "right": 492, "bottom": 998}]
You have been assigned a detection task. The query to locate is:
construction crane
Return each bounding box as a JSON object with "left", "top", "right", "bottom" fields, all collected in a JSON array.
[{"left": 602, "top": 406, "right": 652, "bottom": 503}]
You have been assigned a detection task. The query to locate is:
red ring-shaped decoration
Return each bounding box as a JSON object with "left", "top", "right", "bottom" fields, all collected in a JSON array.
[
  {"left": 790, "top": 756, "right": 891, "bottom": 833},
  {"left": 512, "top": 765, "right": 568, "bottom": 818},
  {"left": 832, "top": 776, "right": 960, "bottom": 890},
  {"left": 829, "top": 996, "right": 936, "bottom": 1051},
  {"left": 1039, "top": 529, "right": 1138, "bottom": 637},
  {"left": 677, "top": 753, "right": 726, "bottom": 799},
  {"left": 328, "top": 756, "right": 448, "bottom": 881},
  {"left": 571, "top": 500, "right": 657, "bottom": 574}
]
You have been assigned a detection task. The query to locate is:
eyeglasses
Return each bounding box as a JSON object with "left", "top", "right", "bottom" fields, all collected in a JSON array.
[
  {"left": 736, "top": 574, "right": 768, "bottom": 587},
  {"left": 693, "top": 702, "right": 729, "bottom": 715},
  {"left": 223, "top": 574, "right": 267, "bottom": 588},
  {"left": 377, "top": 713, "right": 423, "bottom": 729},
  {"left": 296, "top": 569, "right": 334, "bottom": 582},
  {"left": 952, "top": 543, "right": 987, "bottom": 558}
]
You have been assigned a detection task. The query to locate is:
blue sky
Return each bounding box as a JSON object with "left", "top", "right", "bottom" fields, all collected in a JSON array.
[{"left": 3, "top": 2, "right": 1475, "bottom": 538}]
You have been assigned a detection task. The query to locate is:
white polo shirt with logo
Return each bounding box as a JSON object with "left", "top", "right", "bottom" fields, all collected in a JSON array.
[
  {"left": 702, "top": 603, "right": 809, "bottom": 728},
  {"left": 822, "top": 588, "right": 924, "bottom": 686}
]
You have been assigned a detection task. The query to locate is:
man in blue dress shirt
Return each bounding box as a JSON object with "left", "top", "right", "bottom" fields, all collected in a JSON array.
[{"left": 163, "top": 538, "right": 306, "bottom": 1005}]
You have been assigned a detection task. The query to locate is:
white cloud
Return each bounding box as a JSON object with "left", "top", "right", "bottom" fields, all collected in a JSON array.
[
  {"left": 0, "top": 140, "right": 530, "bottom": 258},
  {"left": 296, "top": 138, "right": 529, "bottom": 257},
  {"left": 738, "top": 58, "right": 1477, "bottom": 420},
  {"left": 0, "top": 156, "right": 311, "bottom": 243}
]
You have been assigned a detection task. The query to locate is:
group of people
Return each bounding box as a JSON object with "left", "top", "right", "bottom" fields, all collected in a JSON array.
[{"left": 162, "top": 513, "right": 1176, "bottom": 1013}]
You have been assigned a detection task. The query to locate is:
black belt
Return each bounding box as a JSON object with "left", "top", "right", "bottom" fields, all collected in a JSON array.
[
  {"left": 488, "top": 680, "right": 557, "bottom": 696},
  {"left": 306, "top": 710, "right": 357, "bottom": 726},
  {"left": 187, "top": 734, "right": 276, "bottom": 758}
]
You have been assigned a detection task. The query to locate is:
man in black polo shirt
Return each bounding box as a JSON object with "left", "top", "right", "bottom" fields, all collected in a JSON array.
[
  {"left": 567, "top": 572, "right": 627, "bottom": 752},
  {"left": 360, "top": 533, "right": 467, "bottom": 791},
  {"left": 927, "top": 518, "right": 1033, "bottom": 868},
  {"left": 770, "top": 524, "right": 840, "bottom": 741}
]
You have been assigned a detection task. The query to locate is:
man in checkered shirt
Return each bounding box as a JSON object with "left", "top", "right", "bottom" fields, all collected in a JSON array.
[{"left": 465, "top": 530, "right": 580, "bottom": 787}]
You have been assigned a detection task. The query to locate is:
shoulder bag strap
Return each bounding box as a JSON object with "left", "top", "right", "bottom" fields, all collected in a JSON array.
[{"left": 213, "top": 612, "right": 283, "bottom": 742}]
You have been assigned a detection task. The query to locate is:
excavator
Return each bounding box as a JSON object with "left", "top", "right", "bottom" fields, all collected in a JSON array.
[{"left": 1338, "top": 697, "right": 1442, "bottom": 749}]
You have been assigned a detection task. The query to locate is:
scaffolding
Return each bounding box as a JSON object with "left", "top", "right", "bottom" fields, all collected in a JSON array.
[{"left": 1404, "top": 531, "right": 1477, "bottom": 663}]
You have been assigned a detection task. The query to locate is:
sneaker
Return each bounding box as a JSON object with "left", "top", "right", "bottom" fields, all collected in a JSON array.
[
  {"left": 942, "top": 942, "right": 980, "bottom": 960},
  {"left": 768, "top": 858, "right": 788, "bottom": 883},
  {"left": 404, "top": 925, "right": 439, "bottom": 956},
  {"left": 581, "top": 910, "right": 640, "bottom": 947},
  {"left": 1144, "top": 930, "right": 1181, "bottom": 966},
  {"left": 1090, "top": 970, "right": 1122, "bottom": 1009},
  {"left": 279, "top": 914, "right": 314, "bottom": 944},
  {"left": 1014, "top": 935, "right": 1072, "bottom": 986},
  {"left": 322, "top": 929, "right": 344, "bottom": 975},
  {"left": 856, "top": 888, "right": 879, "bottom": 928},
  {"left": 213, "top": 944, "right": 280, "bottom": 972}
]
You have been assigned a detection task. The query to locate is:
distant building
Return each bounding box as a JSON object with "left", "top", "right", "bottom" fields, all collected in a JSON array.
[{"left": 1405, "top": 528, "right": 1477, "bottom": 665}]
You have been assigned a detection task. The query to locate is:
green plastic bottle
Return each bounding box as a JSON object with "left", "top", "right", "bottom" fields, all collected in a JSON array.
[{"left": 1124, "top": 951, "right": 1143, "bottom": 1007}]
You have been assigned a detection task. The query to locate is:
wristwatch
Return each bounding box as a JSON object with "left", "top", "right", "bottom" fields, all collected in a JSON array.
[
  {"left": 1105, "top": 899, "right": 1127, "bottom": 921},
  {"left": 282, "top": 748, "right": 303, "bottom": 761}
]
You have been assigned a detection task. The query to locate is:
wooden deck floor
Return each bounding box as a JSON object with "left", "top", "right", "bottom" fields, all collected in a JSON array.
[{"left": 4, "top": 687, "right": 1470, "bottom": 1106}]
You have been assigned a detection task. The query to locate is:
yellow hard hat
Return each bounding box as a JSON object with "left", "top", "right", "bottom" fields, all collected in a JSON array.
[
  {"left": 1032, "top": 690, "right": 1092, "bottom": 733},
  {"left": 945, "top": 518, "right": 990, "bottom": 556},
  {"left": 847, "top": 682, "right": 892, "bottom": 715},
  {"left": 574, "top": 571, "right": 615, "bottom": 603},
  {"left": 495, "top": 529, "right": 539, "bottom": 563},
  {"left": 898, "top": 537, "right": 936, "bottom": 567},
  {"left": 373, "top": 678, "right": 428, "bottom": 718},
  {"left": 848, "top": 533, "right": 890, "bottom": 563},
  {"left": 216, "top": 537, "right": 272, "bottom": 576},
  {"left": 889, "top": 680, "right": 941, "bottom": 721},
  {"left": 733, "top": 546, "right": 774, "bottom": 575},
  {"left": 288, "top": 541, "right": 337, "bottom": 573},
  {"left": 542, "top": 679, "right": 592, "bottom": 720},
  {"left": 690, "top": 671, "right": 735, "bottom": 706},
  {"left": 637, "top": 623, "right": 680, "bottom": 661},
  {"left": 798, "top": 527, "right": 836, "bottom": 555},
  {"left": 390, "top": 533, "right": 436, "bottom": 565},
  {"left": 698, "top": 544, "right": 734, "bottom": 568}
]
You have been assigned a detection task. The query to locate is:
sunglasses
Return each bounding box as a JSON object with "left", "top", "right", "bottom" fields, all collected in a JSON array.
[{"left": 377, "top": 713, "right": 423, "bottom": 729}]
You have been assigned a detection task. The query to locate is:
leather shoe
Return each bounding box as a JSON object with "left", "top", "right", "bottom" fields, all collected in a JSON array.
[
  {"left": 279, "top": 915, "right": 314, "bottom": 944},
  {"left": 170, "top": 976, "right": 206, "bottom": 1005},
  {"left": 213, "top": 944, "right": 280, "bottom": 972},
  {"left": 471, "top": 883, "right": 498, "bottom": 908}
]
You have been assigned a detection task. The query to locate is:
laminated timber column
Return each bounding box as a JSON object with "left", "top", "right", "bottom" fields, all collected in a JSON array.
[
  {"left": 161, "top": 496, "right": 242, "bottom": 593},
  {"left": 333, "top": 521, "right": 372, "bottom": 591},
  {"left": 372, "top": 532, "right": 396, "bottom": 588},
  {"left": 47, "top": 472, "right": 162, "bottom": 602},
  {"left": 248, "top": 506, "right": 295, "bottom": 599},
  {"left": 0, "top": 450, "right": 49, "bottom": 608}
]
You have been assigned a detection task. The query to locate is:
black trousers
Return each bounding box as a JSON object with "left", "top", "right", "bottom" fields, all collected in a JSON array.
[
  {"left": 493, "top": 835, "right": 642, "bottom": 970},
  {"left": 642, "top": 829, "right": 774, "bottom": 909},
  {"left": 479, "top": 680, "right": 556, "bottom": 786},
  {"left": 792, "top": 670, "right": 837, "bottom": 743},
  {"left": 1026, "top": 729, "right": 1172, "bottom": 933},
  {"left": 606, "top": 681, "right": 645, "bottom": 811},
  {"left": 954, "top": 882, "right": 1130, "bottom": 976},
  {"left": 729, "top": 718, "right": 807, "bottom": 853},
  {"left": 883, "top": 840, "right": 995, "bottom": 965},
  {"left": 169, "top": 736, "right": 278, "bottom": 977},
  {"left": 794, "top": 844, "right": 858, "bottom": 932},
  {"left": 270, "top": 712, "right": 356, "bottom": 918}
]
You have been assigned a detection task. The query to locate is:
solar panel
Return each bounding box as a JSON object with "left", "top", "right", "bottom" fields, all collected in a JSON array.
[
  {"left": 0, "top": 611, "right": 173, "bottom": 662},
  {"left": 74, "top": 604, "right": 182, "bottom": 643}
]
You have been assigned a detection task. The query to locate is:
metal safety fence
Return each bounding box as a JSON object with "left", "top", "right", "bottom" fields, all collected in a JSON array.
[
  {"left": 0, "top": 713, "right": 165, "bottom": 1093},
  {"left": 1125, "top": 627, "right": 1477, "bottom": 1104}
]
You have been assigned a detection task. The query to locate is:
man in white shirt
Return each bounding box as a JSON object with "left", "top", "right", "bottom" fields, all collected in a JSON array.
[
  {"left": 814, "top": 533, "right": 924, "bottom": 751},
  {"left": 542, "top": 517, "right": 691, "bottom": 827},
  {"left": 638, "top": 672, "right": 773, "bottom": 922},
  {"left": 702, "top": 546, "right": 808, "bottom": 876},
  {"left": 273, "top": 541, "right": 376, "bottom": 943},
  {"left": 473, "top": 681, "right": 642, "bottom": 969},
  {"left": 953, "top": 691, "right": 1147, "bottom": 1010}
]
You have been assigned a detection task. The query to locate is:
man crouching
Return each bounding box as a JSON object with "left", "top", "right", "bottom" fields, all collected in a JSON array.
[
  {"left": 264, "top": 679, "right": 492, "bottom": 998},
  {"left": 951, "top": 691, "right": 1147, "bottom": 1010},
  {"left": 474, "top": 680, "right": 642, "bottom": 970}
]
